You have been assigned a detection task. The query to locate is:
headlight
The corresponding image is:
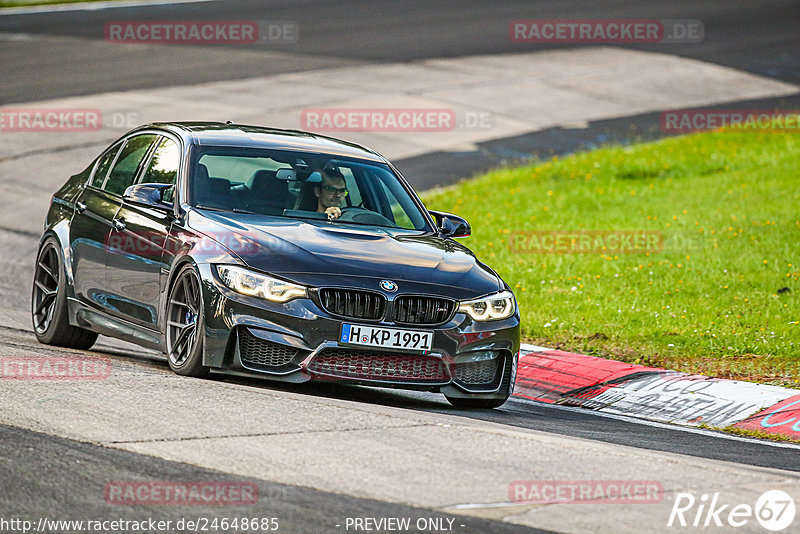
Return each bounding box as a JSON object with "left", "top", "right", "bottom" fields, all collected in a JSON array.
[
  {"left": 215, "top": 265, "right": 307, "bottom": 303},
  {"left": 458, "top": 291, "right": 516, "bottom": 321}
]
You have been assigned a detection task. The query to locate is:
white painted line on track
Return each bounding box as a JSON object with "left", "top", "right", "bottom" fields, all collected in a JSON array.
[
  {"left": 0, "top": 31, "right": 34, "bottom": 40},
  {"left": 0, "top": 0, "right": 217, "bottom": 15},
  {"left": 507, "top": 396, "right": 800, "bottom": 451},
  {"left": 520, "top": 343, "right": 551, "bottom": 352}
]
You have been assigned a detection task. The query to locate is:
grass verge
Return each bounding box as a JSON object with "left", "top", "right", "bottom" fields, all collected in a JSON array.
[
  {"left": 421, "top": 131, "right": 800, "bottom": 386},
  {"left": 701, "top": 424, "right": 800, "bottom": 444}
]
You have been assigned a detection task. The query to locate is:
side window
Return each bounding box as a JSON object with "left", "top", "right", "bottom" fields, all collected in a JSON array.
[
  {"left": 377, "top": 180, "right": 414, "bottom": 229},
  {"left": 340, "top": 167, "right": 362, "bottom": 207},
  {"left": 141, "top": 137, "right": 180, "bottom": 203},
  {"left": 90, "top": 142, "right": 122, "bottom": 189},
  {"left": 103, "top": 134, "right": 157, "bottom": 196}
]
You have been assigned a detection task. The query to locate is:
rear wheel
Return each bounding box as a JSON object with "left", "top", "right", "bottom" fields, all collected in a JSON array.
[
  {"left": 166, "top": 265, "right": 209, "bottom": 377},
  {"left": 31, "top": 238, "right": 97, "bottom": 349}
]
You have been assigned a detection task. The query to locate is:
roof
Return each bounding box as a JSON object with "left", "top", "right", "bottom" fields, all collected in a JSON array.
[{"left": 146, "top": 122, "right": 385, "bottom": 162}]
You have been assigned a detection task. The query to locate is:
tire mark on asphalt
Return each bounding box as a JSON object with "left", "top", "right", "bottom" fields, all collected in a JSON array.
[
  {"left": 0, "top": 139, "right": 114, "bottom": 165},
  {"left": 0, "top": 224, "right": 38, "bottom": 238},
  {"left": 107, "top": 423, "right": 436, "bottom": 445}
]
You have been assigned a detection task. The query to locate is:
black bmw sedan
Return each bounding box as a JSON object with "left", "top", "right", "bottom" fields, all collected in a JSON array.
[{"left": 33, "top": 122, "right": 519, "bottom": 408}]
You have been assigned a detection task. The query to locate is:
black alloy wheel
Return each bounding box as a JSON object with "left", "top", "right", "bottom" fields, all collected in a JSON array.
[{"left": 166, "top": 265, "right": 209, "bottom": 377}]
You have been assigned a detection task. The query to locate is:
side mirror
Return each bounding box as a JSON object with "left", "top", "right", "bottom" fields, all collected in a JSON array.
[
  {"left": 123, "top": 183, "right": 174, "bottom": 210},
  {"left": 429, "top": 210, "right": 471, "bottom": 238}
]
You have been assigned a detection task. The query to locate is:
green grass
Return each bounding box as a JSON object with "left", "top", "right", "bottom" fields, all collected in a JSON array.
[
  {"left": 421, "top": 131, "right": 800, "bottom": 386},
  {"left": 701, "top": 424, "right": 800, "bottom": 444}
]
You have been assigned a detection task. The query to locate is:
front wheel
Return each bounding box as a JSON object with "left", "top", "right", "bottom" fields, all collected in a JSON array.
[
  {"left": 31, "top": 237, "right": 97, "bottom": 349},
  {"left": 165, "top": 265, "right": 209, "bottom": 377},
  {"left": 445, "top": 396, "right": 509, "bottom": 409}
]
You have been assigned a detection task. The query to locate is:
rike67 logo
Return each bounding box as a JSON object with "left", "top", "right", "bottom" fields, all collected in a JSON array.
[{"left": 668, "top": 490, "right": 796, "bottom": 531}]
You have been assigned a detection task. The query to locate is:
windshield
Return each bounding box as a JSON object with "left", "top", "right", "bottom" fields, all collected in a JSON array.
[{"left": 188, "top": 147, "right": 431, "bottom": 231}]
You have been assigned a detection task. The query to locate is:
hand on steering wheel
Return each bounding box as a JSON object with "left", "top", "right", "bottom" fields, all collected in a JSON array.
[{"left": 324, "top": 206, "right": 341, "bottom": 220}]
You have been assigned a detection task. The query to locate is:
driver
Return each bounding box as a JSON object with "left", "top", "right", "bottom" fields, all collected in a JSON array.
[{"left": 315, "top": 167, "right": 348, "bottom": 220}]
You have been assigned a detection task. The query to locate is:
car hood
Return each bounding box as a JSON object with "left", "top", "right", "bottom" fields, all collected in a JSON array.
[{"left": 189, "top": 211, "right": 503, "bottom": 299}]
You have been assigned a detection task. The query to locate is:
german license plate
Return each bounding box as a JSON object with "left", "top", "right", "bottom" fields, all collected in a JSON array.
[{"left": 339, "top": 323, "right": 433, "bottom": 351}]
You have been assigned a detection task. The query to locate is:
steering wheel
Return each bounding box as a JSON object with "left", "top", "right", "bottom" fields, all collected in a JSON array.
[{"left": 337, "top": 207, "right": 394, "bottom": 226}]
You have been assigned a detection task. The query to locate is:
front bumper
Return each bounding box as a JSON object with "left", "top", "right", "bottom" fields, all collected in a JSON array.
[{"left": 198, "top": 264, "right": 520, "bottom": 398}]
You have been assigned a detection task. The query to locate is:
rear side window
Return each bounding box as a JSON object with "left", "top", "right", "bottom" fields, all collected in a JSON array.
[
  {"left": 103, "top": 134, "right": 157, "bottom": 196},
  {"left": 90, "top": 142, "right": 122, "bottom": 189}
]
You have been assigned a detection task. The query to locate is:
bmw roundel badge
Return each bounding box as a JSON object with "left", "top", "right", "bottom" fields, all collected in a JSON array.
[{"left": 380, "top": 280, "right": 398, "bottom": 292}]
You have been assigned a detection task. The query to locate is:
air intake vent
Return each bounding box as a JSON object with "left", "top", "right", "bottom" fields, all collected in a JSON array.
[
  {"left": 319, "top": 289, "right": 385, "bottom": 320},
  {"left": 455, "top": 359, "right": 499, "bottom": 385},
  {"left": 239, "top": 329, "right": 298, "bottom": 367},
  {"left": 393, "top": 296, "right": 455, "bottom": 325},
  {"left": 308, "top": 349, "right": 448, "bottom": 382}
]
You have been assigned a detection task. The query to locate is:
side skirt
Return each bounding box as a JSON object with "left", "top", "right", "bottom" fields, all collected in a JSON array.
[{"left": 67, "top": 297, "right": 165, "bottom": 352}]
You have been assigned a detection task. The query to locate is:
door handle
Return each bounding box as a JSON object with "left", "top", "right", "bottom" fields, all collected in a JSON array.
[
  {"left": 76, "top": 201, "right": 87, "bottom": 213},
  {"left": 113, "top": 218, "right": 126, "bottom": 231}
]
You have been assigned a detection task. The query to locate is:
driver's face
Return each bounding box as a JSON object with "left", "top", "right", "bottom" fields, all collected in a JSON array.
[{"left": 316, "top": 177, "right": 347, "bottom": 210}]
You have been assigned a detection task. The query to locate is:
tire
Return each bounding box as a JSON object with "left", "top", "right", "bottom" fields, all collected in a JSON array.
[
  {"left": 444, "top": 351, "right": 517, "bottom": 409},
  {"left": 445, "top": 396, "right": 509, "bottom": 409},
  {"left": 165, "top": 264, "right": 209, "bottom": 378},
  {"left": 31, "top": 237, "right": 98, "bottom": 350}
]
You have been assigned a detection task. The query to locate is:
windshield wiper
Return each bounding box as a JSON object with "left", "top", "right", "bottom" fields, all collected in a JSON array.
[{"left": 195, "top": 205, "right": 257, "bottom": 215}]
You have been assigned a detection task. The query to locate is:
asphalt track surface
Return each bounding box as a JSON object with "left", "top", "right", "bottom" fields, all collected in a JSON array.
[
  {"left": 1, "top": 0, "right": 799, "bottom": 103},
  {"left": 1, "top": 1, "right": 800, "bottom": 532},
  {"left": 2, "top": 0, "right": 798, "bottom": 188},
  {"left": 1, "top": 423, "right": 550, "bottom": 534},
  {"left": 0, "top": 321, "right": 798, "bottom": 532}
]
